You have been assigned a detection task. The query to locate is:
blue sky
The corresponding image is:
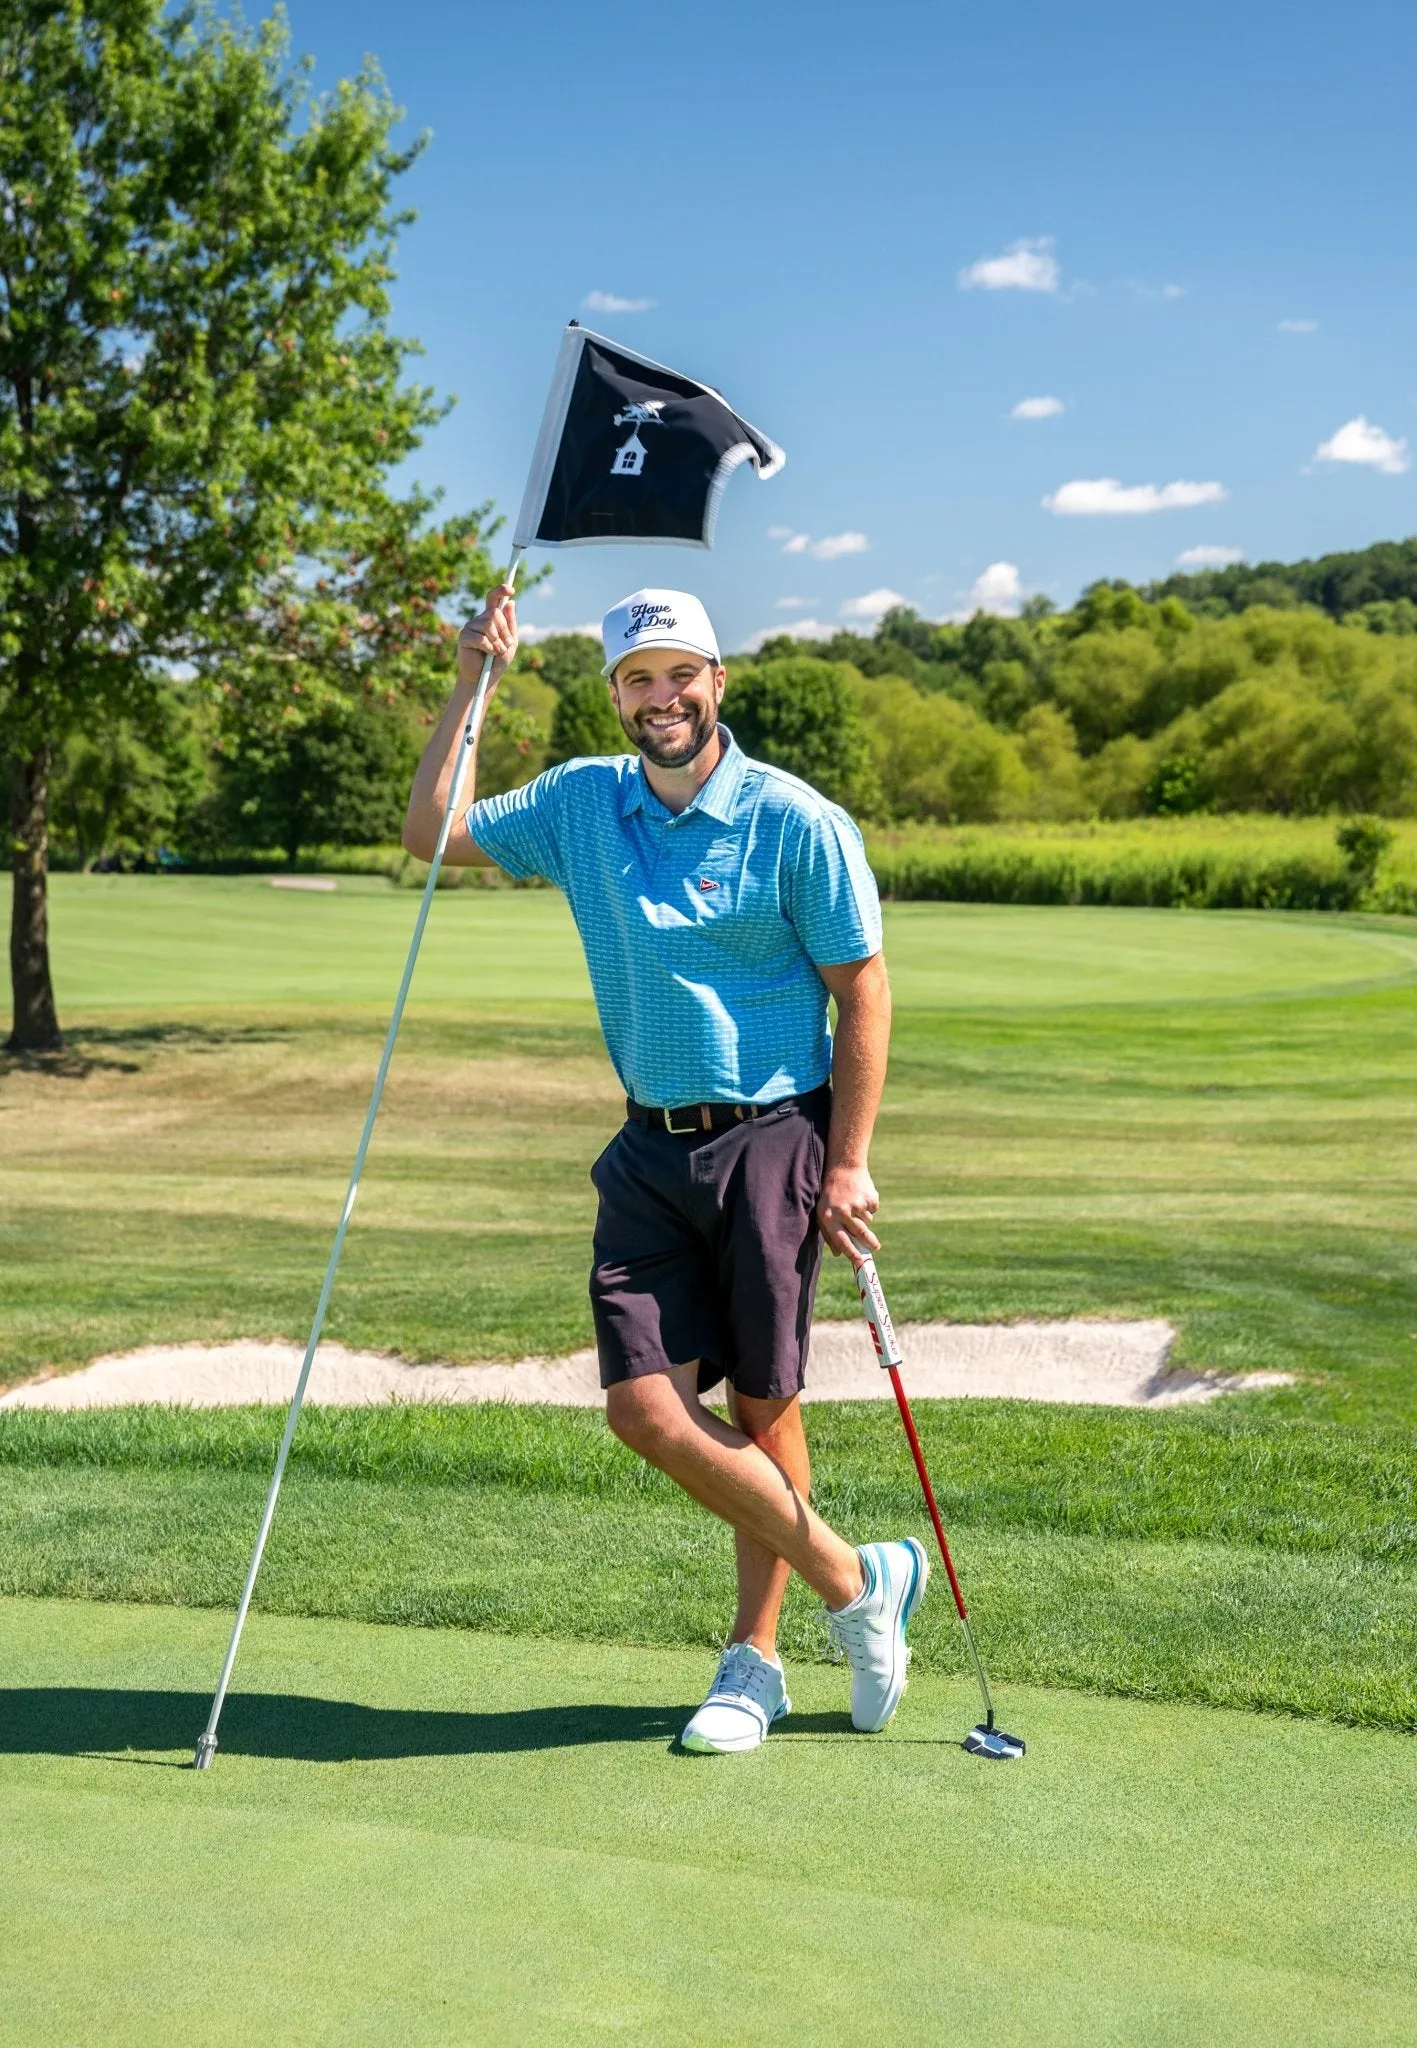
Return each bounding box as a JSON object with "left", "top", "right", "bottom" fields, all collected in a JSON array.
[{"left": 285, "top": 0, "right": 1417, "bottom": 650}]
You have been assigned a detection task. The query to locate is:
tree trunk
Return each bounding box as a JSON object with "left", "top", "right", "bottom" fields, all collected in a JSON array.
[{"left": 6, "top": 746, "right": 63, "bottom": 1054}]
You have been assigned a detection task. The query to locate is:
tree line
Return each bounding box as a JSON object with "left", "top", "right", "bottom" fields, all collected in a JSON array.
[
  {"left": 5, "top": 3, "right": 1417, "bottom": 1054},
  {"left": 37, "top": 551, "right": 1417, "bottom": 878}
]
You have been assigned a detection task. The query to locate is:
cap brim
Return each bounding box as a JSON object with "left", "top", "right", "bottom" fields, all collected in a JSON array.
[{"left": 602, "top": 636, "right": 721, "bottom": 678}]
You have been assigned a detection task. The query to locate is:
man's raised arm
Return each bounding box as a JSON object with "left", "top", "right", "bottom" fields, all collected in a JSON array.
[{"left": 402, "top": 583, "right": 518, "bottom": 865}]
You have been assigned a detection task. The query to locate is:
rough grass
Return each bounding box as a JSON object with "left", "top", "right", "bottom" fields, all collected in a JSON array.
[
  {"left": 0, "top": 1464, "right": 1412, "bottom": 1728},
  {"left": 3, "top": 1400, "right": 1412, "bottom": 1563}
]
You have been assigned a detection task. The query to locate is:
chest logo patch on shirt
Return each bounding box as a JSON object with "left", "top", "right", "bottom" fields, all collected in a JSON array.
[{"left": 697, "top": 876, "right": 719, "bottom": 892}]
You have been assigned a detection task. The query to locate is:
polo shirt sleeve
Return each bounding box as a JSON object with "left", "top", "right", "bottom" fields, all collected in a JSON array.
[
  {"left": 784, "top": 803, "right": 883, "bottom": 967},
  {"left": 465, "top": 765, "right": 570, "bottom": 889}
]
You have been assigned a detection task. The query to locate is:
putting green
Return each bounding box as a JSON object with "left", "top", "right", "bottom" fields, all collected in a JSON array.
[
  {"left": 2, "top": 1599, "right": 1412, "bottom": 2046},
  {"left": 43, "top": 874, "right": 1417, "bottom": 1013}
]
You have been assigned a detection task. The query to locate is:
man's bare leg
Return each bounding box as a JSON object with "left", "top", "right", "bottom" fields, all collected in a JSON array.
[
  {"left": 725, "top": 1388, "right": 810, "bottom": 1655},
  {"left": 606, "top": 1363, "right": 863, "bottom": 1612}
]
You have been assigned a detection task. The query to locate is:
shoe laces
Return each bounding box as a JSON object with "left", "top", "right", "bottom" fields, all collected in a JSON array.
[
  {"left": 710, "top": 1643, "right": 780, "bottom": 1707},
  {"left": 826, "top": 1553, "right": 878, "bottom": 1668},
  {"left": 826, "top": 1607, "right": 870, "bottom": 1668}
]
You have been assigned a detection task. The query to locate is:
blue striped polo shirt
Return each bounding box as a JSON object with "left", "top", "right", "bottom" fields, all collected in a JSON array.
[{"left": 466, "top": 726, "right": 882, "bottom": 1107}]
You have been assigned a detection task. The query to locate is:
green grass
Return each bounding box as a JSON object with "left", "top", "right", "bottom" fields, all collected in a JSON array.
[
  {"left": 2, "top": 881, "right": 1415, "bottom": 1724},
  {"left": 6, "top": 882, "right": 1417, "bottom": 1423},
  {"left": 36, "top": 869, "right": 1417, "bottom": 1009},
  {"left": 4, "top": 1399, "right": 1413, "bottom": 1563},
  {"left": 2, "top": 1446, "right": 1411, "bottom": 1727},
  {"left": 3, "top": 883, "right": 1415, "bottom": 2035},
  {"left": 2, "top": 1599, "right": 1414, "bottom": 2046}
]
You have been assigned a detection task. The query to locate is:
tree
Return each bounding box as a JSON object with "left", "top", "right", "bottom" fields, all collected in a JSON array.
[
  {"left": 51, "top": 681, "right": 209, "bottom": 866},
  {"left": 215, "top": 699, "right": 417, "bottom": 863},
  {"left": 1144, "top": 536, "right": 1417, "bottom": 621},
  {"left": 859, "top": 679, "right": 1028, "bottom": 823},
  {"left": 1015, "top": 704, "right": 1087, "bottom": 819},
  {"left": 722, "top": 657, "right": 878, "bottom": 814},
  {"left": 525, "top": 633, "right": 604, "bottom": 696},
  {"left": 547, "top": 676, "right": 629, "bottom": 764},
  {"left": 1, "top": 1, "right": 491, "bottom": 1049}
]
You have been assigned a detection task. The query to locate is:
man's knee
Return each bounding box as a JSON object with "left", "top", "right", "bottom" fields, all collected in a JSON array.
[{"left": 606, "top": 1376, "right": 689, "bottom": 1463}]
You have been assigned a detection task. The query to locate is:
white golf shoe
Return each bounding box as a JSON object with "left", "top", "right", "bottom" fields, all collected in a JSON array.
[
  {"left": 828, "top": 1538, "right": 929, "bottom": 1732},
  {"left": 680, "top": 1642, "right": 791, "bottom": 1754}
]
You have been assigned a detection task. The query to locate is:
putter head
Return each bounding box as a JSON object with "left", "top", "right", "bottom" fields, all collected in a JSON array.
[{"left": 964, "top": 1723, "right": 1026, "bottom": 1761}]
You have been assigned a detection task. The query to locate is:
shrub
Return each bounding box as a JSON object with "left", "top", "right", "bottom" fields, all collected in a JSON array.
[{"left": 722, "top": 657, "right": 877, "bottom": 813}]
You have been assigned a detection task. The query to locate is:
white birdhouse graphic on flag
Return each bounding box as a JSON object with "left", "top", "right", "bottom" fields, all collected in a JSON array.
[{"left": 610, "top": 400, "right": 665, "bottom": 476}]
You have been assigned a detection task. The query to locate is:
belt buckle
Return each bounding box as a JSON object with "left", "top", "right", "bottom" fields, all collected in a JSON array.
[{"left": 663, "top": 1107, "right": 699, "bottom": 1135}]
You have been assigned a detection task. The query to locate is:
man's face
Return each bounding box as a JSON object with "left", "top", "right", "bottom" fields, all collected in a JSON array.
[{"left": 609, "top": 646, "right": 725, "bottom": 768}]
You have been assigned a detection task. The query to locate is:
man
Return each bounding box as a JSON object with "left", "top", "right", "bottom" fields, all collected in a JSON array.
[{"left": 404, "top": 583, "right": 927, "bottom": 1753}]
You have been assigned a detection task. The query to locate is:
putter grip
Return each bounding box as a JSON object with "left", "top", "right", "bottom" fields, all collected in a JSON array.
[{"left": 855, "top": 1254, "right": 904, "bottom": 1368}]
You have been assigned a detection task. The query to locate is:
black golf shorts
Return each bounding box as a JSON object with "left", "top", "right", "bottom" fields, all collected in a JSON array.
[{"left": 589, "top": 1086, "right": 832, "bottom": 1401}]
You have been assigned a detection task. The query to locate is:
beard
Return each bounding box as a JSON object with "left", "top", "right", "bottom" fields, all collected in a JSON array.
[{"left": 618, "top": 696, "right": 718, "bottom": 769}]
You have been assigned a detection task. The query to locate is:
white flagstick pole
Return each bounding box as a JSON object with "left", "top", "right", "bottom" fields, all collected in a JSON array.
[{"left": 192, "top": 550, "right": 525, "bottom": 1770}]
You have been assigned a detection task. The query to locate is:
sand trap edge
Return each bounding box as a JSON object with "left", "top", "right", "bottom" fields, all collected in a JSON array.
[{"left": 0, "top": 1321, "right": 1293, "bottom": 1412}]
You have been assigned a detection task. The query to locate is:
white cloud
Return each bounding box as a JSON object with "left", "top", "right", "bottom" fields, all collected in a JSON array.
[
  {"left": 1043, "top": 477, "right": 1228, "bottom": 516},
  {"left": 1162, "top": 283, "right": 1186, "bottom": 300},
  {"left": 1314, "top": 415, "right": 1410, "bottom": 476},
  {"left": 775, "top": 595, "right": 810, "bottom": 610},
  {"left": 583, "top": 290, "right": 655, "bottom": 314},
  {"left": 1279, "top": 318, "right": 1318, "bottom": 333},
  {"left": 519, "top": 620, "right": 602, "bottom": 644},
  {"left": 740, "top": 618, "right": 833, "bottom": 652},
  {"left": 1175, "top": 544, "right": 1245, "bottom": 569},
  {"left": 962, "top": 562, "right": 1024, "bottom": 615},
  {"left": 839, "top": 587, "right": 907, "bottom": 621},
  {"left": 1010, "top": 395, "right": 1064, "bottom": 420},
  {"left": 811, "top": 530, "right": 870, "bottom": 560},
  {"left": 774, "top": 529, "right": 870, "bottom": 560},
  {"left": 958, "top": 237, "right": 1059, "bottom": 293}
]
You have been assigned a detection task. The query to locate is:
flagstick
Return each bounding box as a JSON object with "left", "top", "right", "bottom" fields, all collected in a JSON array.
[{"left": 192, "top": 551, "right": 525, "bottom": 1770}]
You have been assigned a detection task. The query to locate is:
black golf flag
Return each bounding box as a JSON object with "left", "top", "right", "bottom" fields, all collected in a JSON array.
[{"left": 513, "top": 324, "right": 785, "bottom": 551}]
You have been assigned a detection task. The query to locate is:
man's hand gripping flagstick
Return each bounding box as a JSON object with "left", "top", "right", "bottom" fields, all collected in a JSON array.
[{"left": 849, "top": 1240, "right": 1026, "bottom": 1761}]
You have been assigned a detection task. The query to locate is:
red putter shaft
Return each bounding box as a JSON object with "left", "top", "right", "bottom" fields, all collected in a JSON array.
[{"left": 885, "top": 1363, "right": 970, "bottom": 1623}]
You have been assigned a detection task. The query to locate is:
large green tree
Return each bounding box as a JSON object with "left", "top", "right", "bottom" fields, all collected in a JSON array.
[
  {"left": 722, "top": 657, "right": 878, "bottom": 814},
  {"left": 1, "top": 0, "right": 491, "bottom": 1051}
]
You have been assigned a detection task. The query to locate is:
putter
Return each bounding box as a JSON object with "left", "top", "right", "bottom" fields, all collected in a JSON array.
[{"left": 850, "top": 1242, "right": 1025, "bottom": 1762}]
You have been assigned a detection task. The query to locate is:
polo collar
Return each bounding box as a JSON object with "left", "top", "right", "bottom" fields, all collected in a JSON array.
[{"left": 621, "top": 724, "right": 746, "bottom": 824}]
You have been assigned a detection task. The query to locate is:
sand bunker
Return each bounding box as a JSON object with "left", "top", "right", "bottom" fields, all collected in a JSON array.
[{"left": 0, "top": 1320, "right": 1291, "bottom": 1411}]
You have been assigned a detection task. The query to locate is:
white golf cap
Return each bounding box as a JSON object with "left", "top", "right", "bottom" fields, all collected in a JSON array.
[{"left": 601, "top": 588, "right": 720, "bottom": 678}]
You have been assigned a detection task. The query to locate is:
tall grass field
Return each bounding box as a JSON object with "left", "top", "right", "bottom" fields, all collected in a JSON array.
[
  {"left": 158, "top": 814, "right": 1417, "bottom": 914},
  {"left": 866, "top": 814, "right": 1417, "bottom": 911}
]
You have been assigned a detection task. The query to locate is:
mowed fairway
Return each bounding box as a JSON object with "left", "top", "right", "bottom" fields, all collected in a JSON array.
[
  {"left": 2, "top": 877, "right": 1416, "bottom": 2042},
  {"left": 3, "top": 1600, "right": 1414, "bottom": 2048},
  {"left": 4, "top": 876, "right": 1417, "bottom": 1410}
]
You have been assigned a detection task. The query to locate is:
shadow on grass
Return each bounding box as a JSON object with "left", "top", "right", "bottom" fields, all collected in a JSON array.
[
  {"left": 0, "top": 1687, "right": 694, "bottom": 1761},
  {"left": 1, "top": 1020, "right": 298, "bottom": 1081}
]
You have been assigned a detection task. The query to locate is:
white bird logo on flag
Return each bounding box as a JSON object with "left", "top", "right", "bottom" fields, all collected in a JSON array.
[{"left": 610, "top": 400, "right": 665, "bottom": 477}]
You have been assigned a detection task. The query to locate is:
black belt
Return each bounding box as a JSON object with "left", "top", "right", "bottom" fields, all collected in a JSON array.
[{"left": 628, "top": 1086, "right": 825, "bottom": 1136}]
